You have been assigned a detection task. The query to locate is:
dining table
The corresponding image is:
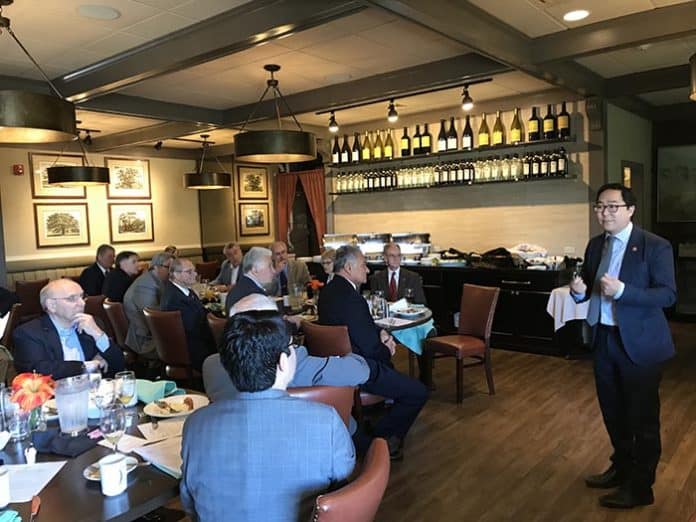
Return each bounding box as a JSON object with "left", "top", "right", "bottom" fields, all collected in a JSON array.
[{"left": 375, "top": 307, "right": 434, "bottom": 355}]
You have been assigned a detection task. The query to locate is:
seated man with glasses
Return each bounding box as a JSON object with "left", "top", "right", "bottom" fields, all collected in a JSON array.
[
  {"left": 123, "top": 251, "right": 174, "bottom": 358},
  {"left": 160, "top": 257, "right": 216, "bottom": 371},
  {"left": 13, "top": 278, "right": 126, "bottom": 380}
]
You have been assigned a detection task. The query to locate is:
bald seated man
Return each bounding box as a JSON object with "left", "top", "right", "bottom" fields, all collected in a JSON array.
[
  {"left": 13, "top": 278, "right": 126, "bottom": 380},
  {"left": 203, "top": 294, "right": 370, "bottom": 404}
]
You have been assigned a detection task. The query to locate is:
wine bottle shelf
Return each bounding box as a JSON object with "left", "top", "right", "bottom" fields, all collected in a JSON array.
[
  {"left": 328, "top": 136, "right": 577, "bottom": 173},
  {"left": 328, "top": 173, "right": 577, "bottom": 196}
]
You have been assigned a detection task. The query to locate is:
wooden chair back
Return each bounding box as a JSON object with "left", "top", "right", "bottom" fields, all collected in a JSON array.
[
  {"left": 84, "top": 295, "right": 115, "bottom": 339},
  {"left": 457, "top": 284, "right": 500, "bottom": 341},
  {"left": 143, "top": 307, "right": 192, "bottom": 379},
  {"left": 103, "top": 298, "right": 129, "bottom": 347},
  {"left": 206, "top": 313, "right": 227, "bottom": 348},
  {"left": 1, "top": 303, "right": 22, "bottom": 352},
  {"left": 195, "top": 261, "right": 220, "bottom": 282},
  {"left": 312, "top": 438, "right": 390, "bottom": 522},
  {"left": 287, "top": 385, "right": 354, "bottom": 430},
  {"left": 15, "top": 278, "right": 49, "bottom": 322},
  {"left": 302, "top": 321, "right": 352, "bottom": 357}
]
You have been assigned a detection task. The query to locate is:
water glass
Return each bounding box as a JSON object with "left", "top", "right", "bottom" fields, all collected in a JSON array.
[
  {"left": 55, "top": 374, "right": 90, "bottom": 437},
  {"left": 100, "top": 404, "right": 126, "bottom": 454},
  {"left": 0, "top": 388, "right": 30, "bottom": 441},
  {"left": 94, "top": 379, "right": 115, "bottom": 411},
  {"left": 404, "top": 287, "right": 414, "bottom": 303}
]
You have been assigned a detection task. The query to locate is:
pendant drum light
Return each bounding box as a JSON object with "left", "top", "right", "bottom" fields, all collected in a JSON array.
[
  {"left": 234, "top": 64, "right": 316, "bottom": 163},
  {"left": 183, "top": 135, "right": 232, "bottom": 189}
]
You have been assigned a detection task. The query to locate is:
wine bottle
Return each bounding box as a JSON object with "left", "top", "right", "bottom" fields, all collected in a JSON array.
[
  {"left": 478, "top": 113, "right": 490, "bottom": 147},
  {"left": 447, "top": 117, "right": 458, "bottom": 151},
  {"left": 373, "top": 130, "right": 383, "bottom": 160},
  {"left": 332, "top": 136, "right": 340, "bottom": 164},
  {"left": 384, "top": 129, "right": 394, "bottom": 160},
  {"left": 361, "top": 132, "right": 371, "bottom": 161},
  {"left": 528, "top": 107, "right": 541, "bottom": 141},
  {"left": 540, "top": 150, "right": 549, "bottom": 176},
  {"left": 437, "top": 119, "right": 447, "bottom": 152},
  {"left": 558, "top": 147, "right": 568, "bottom": 175},
  {"left": 400, "top": 127, "right": 411, "bottom": 157},
  {"left": 351, "top": 132, "right": 361, "bottom": 163},
  {"left": 543, "top": 104, "right": 556, "bottom": 140},
  {"left": 340, "top": 134, "right": 350, "bottom": 164},
  {"left": 522, "top": 153, "right": 531, "bottom": 178},
  {"left": 557, "top": 101, "right": 570, "bottom": 138},
  {"left": 510, "top": 108, "right": 523, "bottom": 144},
  {"left": 492, "top": 110, "right": 505, "bottom": 146},
  {"left": 413, "top": 125, "right": 422, "bottom": 155},
  {"left": 531, "top": 152, "right": 541, "bottom": 177},
  {"left": 421, "top": 123, "right": 432, "bottom": 154},
  {"left": 462, "top": 115, "right": 473, "bottom": 150}
]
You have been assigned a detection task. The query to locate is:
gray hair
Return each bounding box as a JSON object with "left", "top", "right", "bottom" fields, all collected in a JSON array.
[
  {"left": 149, "top": 251, "right": 174, "bottom": 270},
  {"left": 229, "top": 293, "right": 277, "bottom": 316},
  {"left": 169, "top": 257, "right": 191, "bottom": 278},
  {"left": 334, "top": 244, "right": 363, "bottom": 273},
  {"left": 242, "top": 246, "right": 272, "bottom": 274},
  {"left": 382, "top": 242, "right": 401, "bottom": 255}
]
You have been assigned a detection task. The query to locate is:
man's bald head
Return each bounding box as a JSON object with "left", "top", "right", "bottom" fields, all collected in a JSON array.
[{"left": 229, "top": 293, "right": 278, "bottom": 316}]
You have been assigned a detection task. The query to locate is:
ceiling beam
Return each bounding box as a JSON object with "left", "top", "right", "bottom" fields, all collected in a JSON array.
[
  {"left": 531, "top": 3, "right": 696, "bottom": 64},
  {"left": 221, "top": 53, "right": 510, "bottom": 125},
  {"left": 650, "top": 102, "right": 696, "bottom": 122},
  {"left": 53, "top": 0, "right": 366, "bottom": 103},
  {"left": 606, "top": 65, "right": 690, "bottom": 98},
  {"left": 90, "top": 121, "right": 219, "bottom": 152}
]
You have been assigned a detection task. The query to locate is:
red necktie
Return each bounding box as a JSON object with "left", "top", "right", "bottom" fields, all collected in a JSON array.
[{"left": 389, "top": 272, "right": 397, "bottom": 302}]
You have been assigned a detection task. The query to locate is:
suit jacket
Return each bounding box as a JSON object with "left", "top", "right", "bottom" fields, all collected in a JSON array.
[
  {"left": 225, "top": 275, "right": 268, "bottom": 315},
  {"left": 79, "top": 263, "right": 107, "bottom": 296},
  {"left": 369, "top": 267, "right": 427, "bottom": 304},
  {"left": 202, "top": 347, "right": 369, "bottom": 403},
  {"left": 160, "top": 281, "right": 215, "bottom": 371},
  {"left": 102, "top": 268, "right": 134, "bottom": 302},
  {"left": 180, "top": 388, "right": 355, "bottom": 522},
  {"left": 211, "top": 260, "right": 242, "bottom": 287},
  {"left": 318, "top": 275, "right": 391, "bottom": 375},
  {"left": 123, "top": 271, "right": 163, "bottom": 354},
  {"left": 580, "top": 225, "right": 676, "bottom": 366},
  {"left": 12, "top": 314, "right": 125, "bottom": 380},
  {"left": 267, "top": 259, "right": 311, "bottom": 296}
]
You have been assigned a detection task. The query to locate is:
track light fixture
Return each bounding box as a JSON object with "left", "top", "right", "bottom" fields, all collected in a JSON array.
[
  {"left": 461, "top": 85, "right": 474, "bottom": 111},
  {"left": 83, "top": 131, "right": 92, "bottom": 146},
  {"left": 328, "top": 111, "right": 339, "bottom": 133},
  {"left": 154, "top": 141, "right": 163, "bottom": 150},
  {"left": 387, "top": 100, "right": 398, "bottom": 123}
]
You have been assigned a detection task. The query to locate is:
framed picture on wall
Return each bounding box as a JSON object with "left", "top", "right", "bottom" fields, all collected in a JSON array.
[
  {"left": 108, "top": 203, "right": 154, "bottom": 243},
  {"left": 238, "top": 202, "right": 270, "bottom": 236},
  {"left": 237, "top": 166, "right": 268, "bottom": 199},
  {"left": 105, "top": 158, "right": 151, "bottom": 199},
  {"left": 29, "top": 153, "right": 86, "bottom": 199},
  {"left": 34, "top": 203, "right": 90, "bottom": 248},
  {"left": 657, "top": 145, "right": 696, "bottom": 222}
]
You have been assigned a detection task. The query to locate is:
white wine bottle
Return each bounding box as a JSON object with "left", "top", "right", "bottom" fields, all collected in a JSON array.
[
  {"left": 361, "top": 132, "right": 371, "bottom": 161},
  {"left": 373, "top": 130, "right": 383, "bottom": 160},
  {"left": 478, "top": 113, "right": 490, "bottom": 147},
  {"left": 492, "top": 110, "right": 505, "bottom": 146},
  {"left": 384, "top": 129, "right": 394, "bottom": 160},
  {"left": 510, "top": 108, "right": 523, "bottom": 144}
]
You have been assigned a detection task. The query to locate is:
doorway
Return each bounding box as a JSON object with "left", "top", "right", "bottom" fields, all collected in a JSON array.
[{"left": 289, "top": 181, "right": 319, "bottom": 257}]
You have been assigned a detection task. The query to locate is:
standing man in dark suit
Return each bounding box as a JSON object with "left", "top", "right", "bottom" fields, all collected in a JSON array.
[
  {"left": 160, "top": 258, "right": 215, "bottom": 371},
  {"left": 370, "top": 242, "right": 426, "bottom": 304},
  {"left": 224, "top": 246, "right": 275, "bottom": 314},
  {"left": 570, "top": 183, "right": 676, "bottom": 509},
  {"left": 211, "top": 242, "right": 243, "bottom": 290},
  {"left": 13, "top": 279, "right": 125, "bottom": 380},
  {"left": 319, "top": 245, "right": 428, "bottom": 460},
  {"left": 79, "top": 244, "right": 115, "bottom": 296}
]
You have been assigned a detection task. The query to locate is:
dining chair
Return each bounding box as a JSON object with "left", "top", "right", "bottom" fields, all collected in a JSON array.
[
  {"left": 287, "top": 385, "right": 354, "bottom": 430},
  {"left": 103, "top": 298, "right": 138, "bottom": 366},
  {"left": 206, "top": 312, "right": 227, "bottom": 349},
  {"left": 143, "top": 307, "right": 200, "bottom": 384},
  {"left": 195, "top": 261, "right": 220, "bottom": 282},
  {"left": 14, "top": 278, "right": 49, "bottom": 323},
  {"left": 421, "top": 284, "right": 500, "bottom": 403},
  {"left": 1, "top": 303, "right": 22, "bottom": 352},
  {"left": 84, "top": 295, "right": 116, "bottom": 339},
  {"left": 312, "top": 438, "right": 390, "bottom": 522}
]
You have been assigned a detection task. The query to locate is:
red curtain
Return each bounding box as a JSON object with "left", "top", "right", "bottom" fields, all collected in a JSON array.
[
  {"left": 297, "top": 168, "right": 327, "bottom": 248},
  {"left": 275, "top": 172, "right": 298, "bottom": 244}
]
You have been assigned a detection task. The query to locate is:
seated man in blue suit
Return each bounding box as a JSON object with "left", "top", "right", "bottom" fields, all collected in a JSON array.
[
  {"left": 13, "top": 278, "right": 125, "bottom": 380},
  {"left": 318, "top": 245, "right": 429, "bottom": 460},
  {"left": 571, "top": 183, "right": 676, "bottom": 509},
  {"left": 181, "top": 309, "right": 355, "bottom": 522}
]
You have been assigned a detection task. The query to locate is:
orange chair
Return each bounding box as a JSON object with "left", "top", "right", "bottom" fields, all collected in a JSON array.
[
  {"left": 195, "top": 261, "right": 220, "bottom": 282},
  {"left": 287, "top": 385, "right": 354, "bottom": 430},
  {"left": 15, "top": 278, "right": 49, "bottom": 323},
  {"left": 206, "top": 312, "right": 227, "bottom": 348},
  {"left": 1, "top": 303, "right": 22, "bottom": 352},
  {"left": 103, "top": 298, "right": 138, "bottom": 366},
  {"left": 422, "top": 284, "right": 500, "bottom": 403},
  {"left": 312, "top": 438, "right": 390, "bottom": 522},
  {"left": 143, "top": 307, "right": 200, "bottom": 384}
]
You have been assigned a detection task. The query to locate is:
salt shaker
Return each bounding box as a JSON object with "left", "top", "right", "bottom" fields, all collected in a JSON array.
[{"left": 24, "top": 445, "right": 37, "bottom": 465}]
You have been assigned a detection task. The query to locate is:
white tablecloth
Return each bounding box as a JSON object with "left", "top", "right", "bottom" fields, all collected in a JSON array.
[{"left": 546, "top": 286, "right": 589, "bottom": 331}]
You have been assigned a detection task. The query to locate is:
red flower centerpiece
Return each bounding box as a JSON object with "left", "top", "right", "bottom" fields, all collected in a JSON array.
[{"left": 7, "top": 372, "right": 56, "bottom": 437}]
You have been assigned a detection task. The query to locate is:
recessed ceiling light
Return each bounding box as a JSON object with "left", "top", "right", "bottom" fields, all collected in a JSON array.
[
  {"left": 563, "top": 9, "right": 589, "bottom": 22},
  {"left": 77, "top": 5, "right": 121, "bottom": 21}
]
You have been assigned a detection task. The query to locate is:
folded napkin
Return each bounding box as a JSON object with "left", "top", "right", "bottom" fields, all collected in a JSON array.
[
  {"left": 136, "top": 379, "right": 185, "bottom": 404},
  {"left": 388, "top": 298, "right": 409, "bottom": 312},
  {"left": 32, "top": 427, "right": 97, "bottom": 458},
  {"left": 0, "top": 510, "right": 20, "bottom": 522}
]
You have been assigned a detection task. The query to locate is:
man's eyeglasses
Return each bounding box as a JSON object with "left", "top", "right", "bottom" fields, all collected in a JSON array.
[
  {"left": 51, "top": 293, "right": 85, "bottom": 303},
  {"left": 592, "top": 204, "right": 629, "bottom": 214},
  {"left": 176, "top": 268, "right": 196, "bottom": 274}
]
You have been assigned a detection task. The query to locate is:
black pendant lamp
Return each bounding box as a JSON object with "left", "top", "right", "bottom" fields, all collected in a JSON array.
[
  {"left": 234, "top": 64, "right": 316, "bottom": 163},
  {"left": 0, "top": 2, "right": 77, "bottom": 143},
  {"left": 183, "top": 135, "right": 232, "bottom": 190}
]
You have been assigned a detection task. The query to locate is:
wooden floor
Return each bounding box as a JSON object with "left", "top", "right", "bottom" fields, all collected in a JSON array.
[{"left": 377, "top": 321, "right": 696, "bottom": 522}]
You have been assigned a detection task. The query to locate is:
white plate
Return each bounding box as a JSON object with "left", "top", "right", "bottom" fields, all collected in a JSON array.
[
  {"left": 83, "top": 456, "right": 139, "bottom": 481},
  {"left": 394, "top": 308, "right": 426, "bottom": 318},
  {"left": 143, "top": 394, "right": 209, "bottom": 418}
]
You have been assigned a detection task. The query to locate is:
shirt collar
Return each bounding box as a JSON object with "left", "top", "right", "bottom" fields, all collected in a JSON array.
[
  {"left": 609, "top": 221, "right": 633, "bottom": 244},
  {"left": 338, "top": 274, "right": 357, "bottom": 290},
  {"left": 172, "top": 281, "right": 190, "bottom": 296},
  {"left": 48, "top": 315, "right": 76, "bottom": 337},
  {"left": 389, "top": 267, "right": 400, "bottom": 277}
]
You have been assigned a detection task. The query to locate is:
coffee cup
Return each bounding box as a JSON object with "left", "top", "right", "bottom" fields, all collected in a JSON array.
[{"left": 99, "top": 453, "right": 127, "bottom": 496}]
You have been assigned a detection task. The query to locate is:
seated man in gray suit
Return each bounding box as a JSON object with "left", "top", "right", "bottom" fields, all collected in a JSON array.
[
  {"left": 203, "top": 294, "right": 369, "bottom": 409},
  {"left": 181, "top": 308, "right": 355, "bottom": 522},
  {"left": 370, "top": 242, "right": 426, "bottom": 304},
  {"left": 211, "top": 241, "right": 243, "bottom": 290},
  {"left": 123, "top": 251, "right": 174, "bottom": 358},
  {"left": 267, "top": 241, "right": 311, "bottom": 296}
]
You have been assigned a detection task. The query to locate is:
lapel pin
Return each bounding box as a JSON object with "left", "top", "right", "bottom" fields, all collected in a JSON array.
[{"left": 631, "top": 246, "right": 637, "bottom": 252}]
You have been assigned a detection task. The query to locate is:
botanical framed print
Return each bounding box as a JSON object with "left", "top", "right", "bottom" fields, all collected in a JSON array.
[
  {"left": 34, "top": 203, "right": 90, "bottom": 248},
  {"left": 105, "top": 158, "right": 151, "bottom": 199},
  {"left": 29, "top": 153, "right": 86, "bottom": 199},
  {"left": 238, "top": 202, "right": 270, "bottom": 236},
  {"left": 108, "top": 203, "right": 154, "bottom": 243},
  {"left": 237, "top": 165, "right": 268, "bottom": 199}
]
